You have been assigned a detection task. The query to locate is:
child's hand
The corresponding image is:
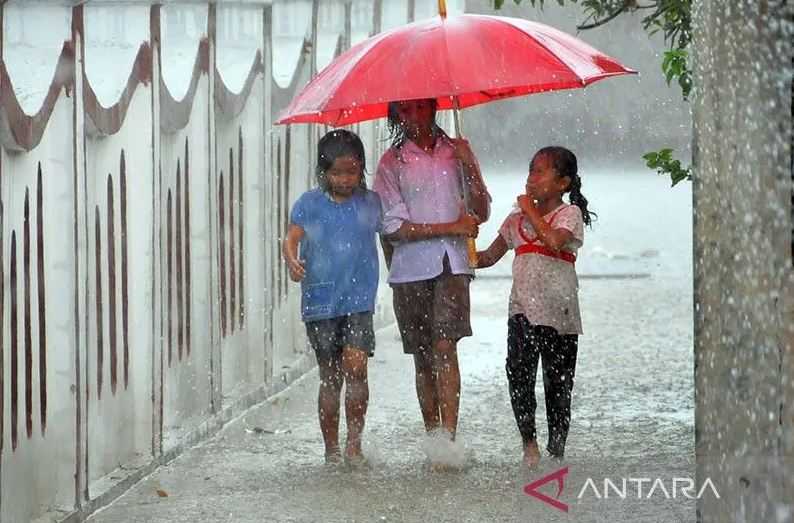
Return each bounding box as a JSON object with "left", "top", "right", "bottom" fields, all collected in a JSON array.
[
  {"left": 452, "top": 206, "right": 480, "bottom": 238},
  {"left": 286, "top": 257, "right": 306, "bottom": 282},
  {"left": 517, "top": 194, "right": 536, "bottom": 215}
]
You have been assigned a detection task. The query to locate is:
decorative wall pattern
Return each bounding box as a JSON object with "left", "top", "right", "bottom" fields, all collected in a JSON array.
[
  {"left": 0, "top": 1, "right": 398, "bottom": 521},
  {"left": 1, "top": 165, "right": 48, "bottom": 450}
]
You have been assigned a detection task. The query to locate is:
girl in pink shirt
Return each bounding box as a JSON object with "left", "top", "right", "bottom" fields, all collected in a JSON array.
[
  {"left": 373, "top": 99, "right": 490, "bottom": 469},
  {"left": 476, "top": 146, "right": 595, "bottom": 468}
]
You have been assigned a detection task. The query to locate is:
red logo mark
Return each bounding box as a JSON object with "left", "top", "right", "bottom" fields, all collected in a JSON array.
[{"left": 523, "top": 466, "right": 569, "bottom": 512}]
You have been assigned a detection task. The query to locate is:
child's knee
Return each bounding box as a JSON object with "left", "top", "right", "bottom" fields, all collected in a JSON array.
[
  {"left": 318, "top": 360, "right": 344, "bottom": 387},
  {"left": 320, "top": 372, "right": 344, "bottom": 389},
  {"left": 432, "top": 340, "right": 459, "bottom": 368},
  {"left": 342, "top": 347, "right": 368, "bottom": 380},
  {"left": 413, "top": 351, "right": 434, "bottom": 373}
]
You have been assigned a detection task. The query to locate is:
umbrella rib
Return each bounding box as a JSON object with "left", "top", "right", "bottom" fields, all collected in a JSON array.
[
  {"left": 318, "top": 33, "right": 391, "bottom": 114},
  {"left": 439, "top": 22, "right": 456, "bottom": 100},
  {"left": 491, "top": 16, "right": 590, "bottom": 85},
  {"left": 321, "top": 23, "right": 435, "bottom": 121}
]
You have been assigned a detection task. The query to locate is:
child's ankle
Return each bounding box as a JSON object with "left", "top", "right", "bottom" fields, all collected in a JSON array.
[
  {"left": 523, "top": 440, "right": 541, "bottom": 467},
  {"left": 345, "top": 439, "right": 362, "bottom": 455}
]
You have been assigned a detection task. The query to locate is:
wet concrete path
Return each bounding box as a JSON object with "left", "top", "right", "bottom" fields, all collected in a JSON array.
[{"left": 89, "top": 269, "right": 696, "bottom": 523}]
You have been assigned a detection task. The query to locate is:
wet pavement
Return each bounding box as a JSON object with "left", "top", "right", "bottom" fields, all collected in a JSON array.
[
  {"left": 89, "top": 172, "right": 696, "bottom": 522},
  {"left": 89, "top": 269, "right": 696, "bottom": 523}
]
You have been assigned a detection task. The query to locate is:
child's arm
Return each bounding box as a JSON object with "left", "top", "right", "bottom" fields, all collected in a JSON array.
[
  {"left": 380, "top": 236, "right": 394, "bottom": 271},
  {"left": 374, "top": 159, "right": 479, "bottom": 244},
  {"left": 476, "top": 235, "right": 509, "bottom": 269},
  {"left": 517, "top": 195, "right": 574, "bottom": 251},
  {"left": 383, "top": 205, "right": 479, "bottom": 243},
  {"left": 281, "top": 224, "right": 306, "bottom": 282}
]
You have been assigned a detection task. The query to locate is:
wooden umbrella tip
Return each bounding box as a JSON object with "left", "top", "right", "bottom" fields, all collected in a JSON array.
[{"left": 438, "top": 0, "right": 447, "bottom": 19}]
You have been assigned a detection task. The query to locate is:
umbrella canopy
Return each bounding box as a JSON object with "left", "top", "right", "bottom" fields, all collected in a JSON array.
[{"left": 276, "top": 13, "right": 637, "bottom": 127}]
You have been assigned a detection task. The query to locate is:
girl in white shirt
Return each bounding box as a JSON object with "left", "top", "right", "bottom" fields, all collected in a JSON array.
[{"left": 476, "top": 146, "right": 595, "bottom": 468}]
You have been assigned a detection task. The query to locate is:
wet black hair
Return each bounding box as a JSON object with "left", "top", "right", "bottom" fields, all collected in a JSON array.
[
  {"left": 315, "top": 129, "right": 367, "bottom": 192},
  {"left": 386, "top": 99, "right": 448, "bottom": 150},
  {"left": 534, "top": 146, "right": 596, "bottom": 227}
]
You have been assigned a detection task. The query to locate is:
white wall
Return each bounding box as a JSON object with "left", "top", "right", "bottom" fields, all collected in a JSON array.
[{"left": 0, "top": 1, "right": 398, "bottom": 521}]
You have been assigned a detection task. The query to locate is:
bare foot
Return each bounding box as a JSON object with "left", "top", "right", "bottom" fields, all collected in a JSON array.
[
  {"left": 325, "top": 447, "right": 343, "bottom": 466},
  {"left": 523, "top": 440, "right": 541, "bottom": 468},
  {"left": 429, "top": 461, "right": 459, "bottom": 473},
  {"left": 344, "top": 440, "right": 370, "bottom": 468},
  {"left": 345, "top": 454, "right": 369, "bottom": 469},
  {"left": 423, "top": 428, "right": 464, "bottom": 472},
  {"left": 429, "top": 461, "right": 446, "bottom": 473},
  {"left": 344, "top": 439, "right": 362, "bottom": 458}
]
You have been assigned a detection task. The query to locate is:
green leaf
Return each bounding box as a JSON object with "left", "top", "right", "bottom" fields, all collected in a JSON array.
[
  {"left": 661, "top": 49, "right": 691, "bottom": 100},
  {"left": 644, "top": 148, "right": 692, "bottom": 186},
  {"left": 500, "top": 0, "right": 695, "bottom": 185}
]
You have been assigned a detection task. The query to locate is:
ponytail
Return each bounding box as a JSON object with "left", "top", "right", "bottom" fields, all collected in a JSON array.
[{"left": 567, "top": 174, "right": 595, "bottom": 227}]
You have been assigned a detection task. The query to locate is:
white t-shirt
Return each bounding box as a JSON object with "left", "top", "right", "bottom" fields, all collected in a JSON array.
[{"left": 498, "top": 203, "right": 584, "bottom": 335}]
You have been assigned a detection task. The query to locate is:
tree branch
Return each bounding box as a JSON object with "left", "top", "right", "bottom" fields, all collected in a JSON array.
[{"left": 576, "top": 1, "right": 635, "bottom": 30}]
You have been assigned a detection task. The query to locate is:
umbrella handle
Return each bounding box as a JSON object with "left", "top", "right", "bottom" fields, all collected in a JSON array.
[
  {"left": 452, "top": 96, "right": 462, "bottom": 137},
  {"left": 466, "top": 238, "right": 478, "bottom": 269},
  {"left": 452, "top": 96, "right": 479, "bottom": 270},
  {"left": 438, "top": 0, "right": 447, "bottom": 19}
]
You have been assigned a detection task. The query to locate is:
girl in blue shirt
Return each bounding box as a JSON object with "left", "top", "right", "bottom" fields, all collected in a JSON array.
[{"left": 282, "top": 130, "right": 382, "bottom": 466}]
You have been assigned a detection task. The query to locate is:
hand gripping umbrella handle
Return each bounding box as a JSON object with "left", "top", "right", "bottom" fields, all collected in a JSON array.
[{"left": 452, "top": 96, "right": 479, "bottom": 270}]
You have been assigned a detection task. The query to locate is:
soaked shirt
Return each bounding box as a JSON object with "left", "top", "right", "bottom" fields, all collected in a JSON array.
[
  {"left": 498, "top": 204, "right": 584, "bottom": 335},
  {"left": 374, "top": 136, "right": 490, "bottom": 284},
  {"left": 290, "top": 188, "right": 382, "bottom": 322}
]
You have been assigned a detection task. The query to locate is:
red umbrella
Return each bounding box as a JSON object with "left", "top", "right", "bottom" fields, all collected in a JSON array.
[
  {"left": 276, "top": 2, "right": 636, "bottom": 267},
  {"left": 276, "top": 7, "right": 636, "bottom": 126}
]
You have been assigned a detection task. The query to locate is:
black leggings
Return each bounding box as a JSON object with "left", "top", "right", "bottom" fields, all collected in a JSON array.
[{"left": 506, "top": 314, "right": 579, "bottom": 457}]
